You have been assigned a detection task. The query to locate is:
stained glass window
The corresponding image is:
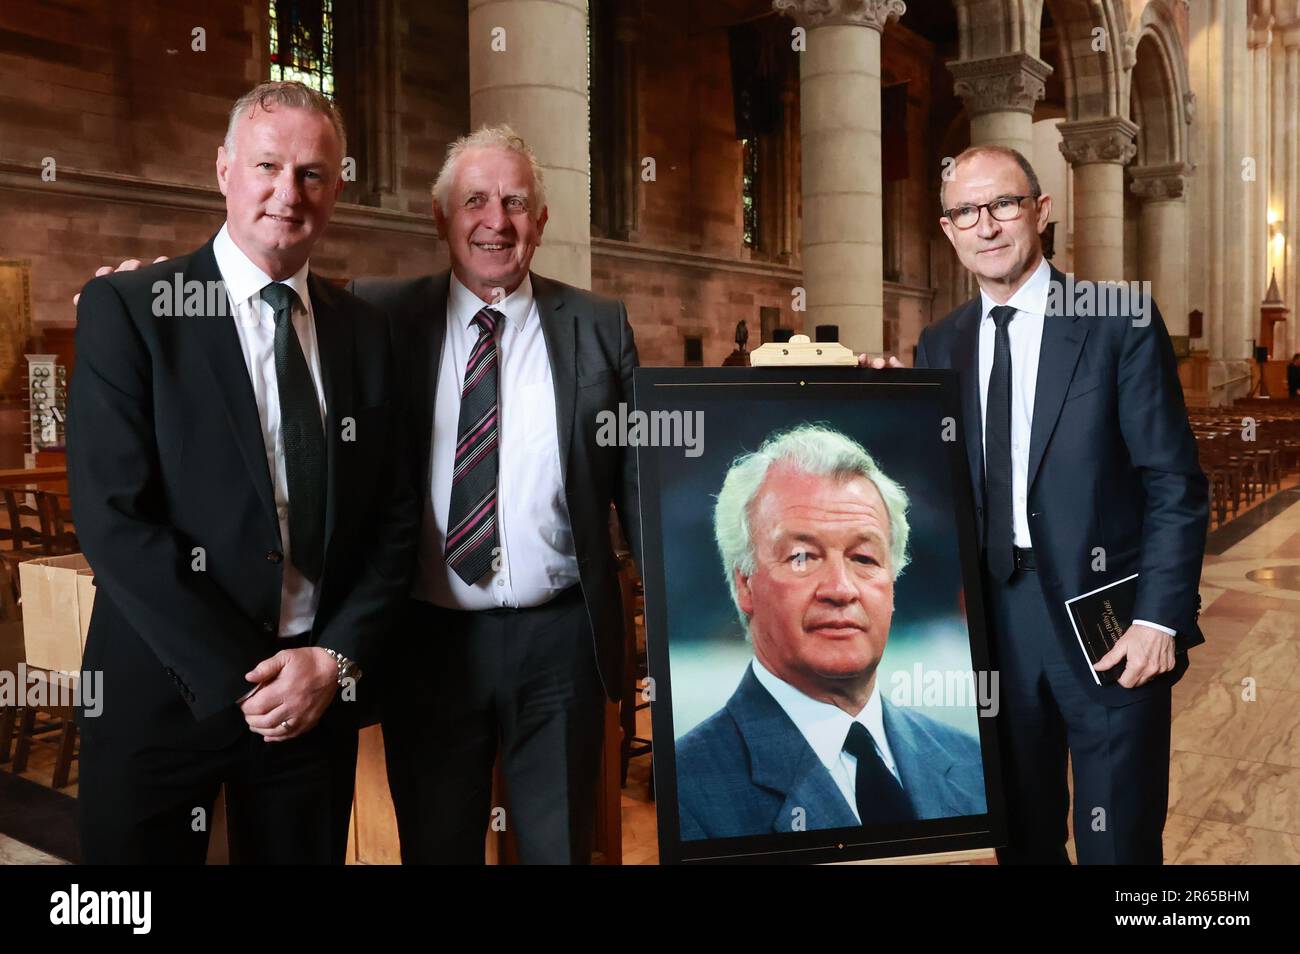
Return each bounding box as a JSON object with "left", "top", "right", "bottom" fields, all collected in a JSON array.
[
  {"left": 269, "top": 0, "right": 335, "bottom": 97},
  {"left": 742, "top": 137, "right": 759, "bottom": 249}
]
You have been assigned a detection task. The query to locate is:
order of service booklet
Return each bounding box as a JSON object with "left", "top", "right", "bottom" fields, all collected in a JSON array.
[{"left": 1064, "top": 572, "right": 1139, "bottom": 686}]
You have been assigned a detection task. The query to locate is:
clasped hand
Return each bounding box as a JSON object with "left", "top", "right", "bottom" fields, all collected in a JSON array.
[{"left": 239, "top": 647, "right": 339, "bottom": 741}]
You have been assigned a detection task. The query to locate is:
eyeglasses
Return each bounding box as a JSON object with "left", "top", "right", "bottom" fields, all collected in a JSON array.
[{"left": 942, "top": 195, "right": 1039, "bottom": 230}]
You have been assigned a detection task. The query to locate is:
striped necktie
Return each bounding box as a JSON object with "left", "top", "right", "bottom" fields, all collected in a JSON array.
[{"left": 445, "top": 306, "right": 503, "bottom": 585}]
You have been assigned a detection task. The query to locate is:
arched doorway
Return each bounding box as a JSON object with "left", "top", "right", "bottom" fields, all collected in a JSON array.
[{"left": 1126, "top": 1, "right": 1194, "bottom": 342}]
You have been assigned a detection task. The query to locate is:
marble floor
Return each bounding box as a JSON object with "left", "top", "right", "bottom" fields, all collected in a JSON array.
[{"left": 4, "top": 486, "right": 1300, "bottom": 865}]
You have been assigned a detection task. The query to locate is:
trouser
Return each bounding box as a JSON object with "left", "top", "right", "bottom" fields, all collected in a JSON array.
[
  {"left": 381, "top": 586, "right": 606, "bottom": 864},
  {"left": 78, "top": 634, "right": 358, "bottom": 865},
  {"left": 987, "top": 568, "right": 1172, "bottom": 865}
]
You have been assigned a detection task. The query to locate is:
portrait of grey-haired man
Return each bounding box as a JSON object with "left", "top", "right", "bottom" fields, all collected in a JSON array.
[{"left": 673, "top": 424, "right": 987, "bottom": 841}]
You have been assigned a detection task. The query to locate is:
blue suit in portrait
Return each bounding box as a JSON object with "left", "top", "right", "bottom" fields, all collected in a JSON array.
[{"left": 674, "top": 665, "right": 987, "bottom": 841}]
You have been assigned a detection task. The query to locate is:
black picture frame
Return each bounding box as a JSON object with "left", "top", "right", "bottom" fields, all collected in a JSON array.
[{"left": 633, "top": 366, "right": 1007, "bottom": 865}]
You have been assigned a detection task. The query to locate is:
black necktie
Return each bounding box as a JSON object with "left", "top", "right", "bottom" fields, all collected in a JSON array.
[
  {"left": 445, "top": 307, "right": 503, "bottom": 585},
  {"left": 260, "top": 281, "right": 326, "bottom": 584},
  {"left": 985, "top": 304, "right": 1017, "bottom": 583},
  {"left": 842, "top": 722, "right": 914, "bottom": 825}
]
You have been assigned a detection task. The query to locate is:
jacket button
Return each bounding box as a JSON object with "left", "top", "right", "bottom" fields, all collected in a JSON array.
[
  {"left": 262, "top": 621, "right": 275, "bottom": 633},
  {"left": 266, "top": 550, "right": 283, "bottom": 564}
]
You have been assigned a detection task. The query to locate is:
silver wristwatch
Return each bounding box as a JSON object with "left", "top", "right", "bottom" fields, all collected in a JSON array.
[{"left": 321, "top": 648, "right": 362, "bottom": 685}]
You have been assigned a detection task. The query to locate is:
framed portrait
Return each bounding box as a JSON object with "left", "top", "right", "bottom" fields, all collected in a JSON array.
[{"left": 634, "top": 366, "right": 1006, "bottom": 865}]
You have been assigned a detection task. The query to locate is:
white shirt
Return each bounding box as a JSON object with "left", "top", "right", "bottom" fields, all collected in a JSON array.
[
  {"left": 414, "top": 273, "right": 579, "bottom": 609},
  {"left": 975, "top": 255, "right": 1174, "bottom": 637},
  {"left": 977, "top": 255, "right": 1048, "bottom": 549},
  {"left": 751, "top": 657, "right": 901, "bottom": 824},
  {"left": 212, "top": 223, "right": 326, "bottom": 637}
]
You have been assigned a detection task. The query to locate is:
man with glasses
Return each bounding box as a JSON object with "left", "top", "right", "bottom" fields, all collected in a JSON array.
[{"left": 865, "top": 145, "right": 1207, "bottom": 864}]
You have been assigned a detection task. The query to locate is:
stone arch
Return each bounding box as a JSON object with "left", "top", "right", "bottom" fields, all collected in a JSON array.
[
  {"left": 955, "top": 0, "right": 1046, "bottom": 59},
  {"left": 1128, "top": 0, "right": 1192, "bottom": 166},
  {"left": 1044, "top": 0, "right": 1132, "bottom": 119}
]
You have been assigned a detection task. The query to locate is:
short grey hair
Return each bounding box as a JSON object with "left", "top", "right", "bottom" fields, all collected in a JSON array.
[
  {"left": 223, "top": 81, "right": 346, "bottom": 163},
  {"left": 431, "top": 124, "right": 547, "bottom": 218},
  {"left": 714, "top": 424, "right": 911, "bottom": 630},
  {"left": 940, "top": 144, "right": 1041, "bottom": 213}
]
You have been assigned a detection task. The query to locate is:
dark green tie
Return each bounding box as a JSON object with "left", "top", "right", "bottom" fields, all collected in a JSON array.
[
  {"left": 260, "top": 281, "right": 325, "bottom": 584},
  {"left": 985, "top": 304, "right": 1017, "bottom": 583}
]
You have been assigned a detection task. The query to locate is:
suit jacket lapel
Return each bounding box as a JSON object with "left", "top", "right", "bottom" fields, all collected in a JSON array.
[
  {"left": 531, "top": 273, "right": 576, "bottom": 487},
  {"left": 954, "top": 300, "right": 985, "bottom": 512},
  {"left": 425, "top": 273, "right": 450, "bottom": 417},
  {"left": 190, "top": 239, "right": 279, "bottom": 535},
  {"left": 308, "top": 274, "right": 354, "bottom": 558},
  {"left": 417, "top": 273, "right": 451, "bottom": 483},
  {"left": 881, "top": 700, "right": 971, "bottom": 818},
  {"left": 728, "top": 667, "right": 861, "bottom": 833},
  {"left": 1026, "top": 267, "right": 1088, "bottom": 492}
]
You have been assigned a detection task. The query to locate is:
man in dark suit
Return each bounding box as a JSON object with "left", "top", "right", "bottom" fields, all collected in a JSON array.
[
  {"left": 68, "top": 81, "right": 419, "bottom": 864},
  {"left": 1287, "top": 353, "right": 1300, "bottom": 399},
  {"left": 675, "top": 425, "right": 986, "bottom": 841},
  {"left": 348, "top": 126, "right": 640, "bottom": 864},
  {"left": 869, "top": 145, "right": 1207, "bottom": 863}
]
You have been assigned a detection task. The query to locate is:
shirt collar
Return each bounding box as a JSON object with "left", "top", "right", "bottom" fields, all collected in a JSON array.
[
  {"left": 979, "top": 255, "right": 1051, "bottom": 324},
  {"left": 448, "top": 272, "right": 534, "bottom": 333},
  {"left": 750, "top": 657, "right": 890, "bottom": 775},
  {"left": 213, "top": 222, "right": 311, "bottom": 313}
]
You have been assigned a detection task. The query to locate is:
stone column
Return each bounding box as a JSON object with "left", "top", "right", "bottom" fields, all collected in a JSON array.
[
  {"left": 780, "top": 86, "right": 799, "bottom": 262},
  {"left": 1130, "top": 164, "right": 1191, "bottom": 338},
  {"left": 1282, "top": 29, "right": 1300, "bottom": 359},
  {"left": 611, "top": 3, "right": 640, "bottom": 242},
  {"left": 1224, "top": 3, "right": 1254, "bottom": 367},
  {"left": 468, "top": 0, "right": 590, "bottom": 288},
  {"left": 1249, "top": 16, "right": 1272, "bottom": 353},
  {"left": 947, "top": 52, "right": 1053, "bottom": 159},
  {"left": 1058, "top": 116, "right": 1138, "bottom": 281},
  {"left": 774, "top": 0, "right": 906, "bottom": 354}
]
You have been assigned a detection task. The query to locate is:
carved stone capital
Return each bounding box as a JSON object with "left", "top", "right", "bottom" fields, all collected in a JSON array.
[
  {"left": 1129, "top": 163, "right": 1192, "bottom": 201},
  {"left": 772, "top": 0, "right": 906, "bottom": 32},
  {"left": 1249, "top": 14, "right": 1274, "bottom": 49},
  {"left": 1058, "top": 116, "right": 1139, "bottom": 166},
  {"left": 1120, "top": 31, "right": 1138, "bottom": 70},
  {"left": 948, "top": 52, "right": 1053, "bottom": 117}
]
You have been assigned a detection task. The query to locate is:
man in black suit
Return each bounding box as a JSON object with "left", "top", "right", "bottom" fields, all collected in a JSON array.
[
  {"left": 348, "top": 126, "right": 640, "bottom": 864},
  {"left": 1287, "top": 353, "right": 1300, "bottom": 399},
  {"left": 68, "top": 81, "right": 418, "bottom": 864},
  {"left": 867, "top": 145, "right": 1207, "bottom": 863}
]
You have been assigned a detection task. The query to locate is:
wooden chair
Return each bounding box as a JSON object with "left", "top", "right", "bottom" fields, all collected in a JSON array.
[
  {"left": 37, "top": 491, "right": 77, "bottom": 555},
  {"left": 9, "top": 668, "right": 78, "bottom": 789},
  {"left": 0, "top": 620, "right": 23, "bottom": 765},
  {"left": 0, "top": 489, "right": 56, "bottom": 595},
  {"left": 618, "top": 556, "right": 652, "bottom": 790}
]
